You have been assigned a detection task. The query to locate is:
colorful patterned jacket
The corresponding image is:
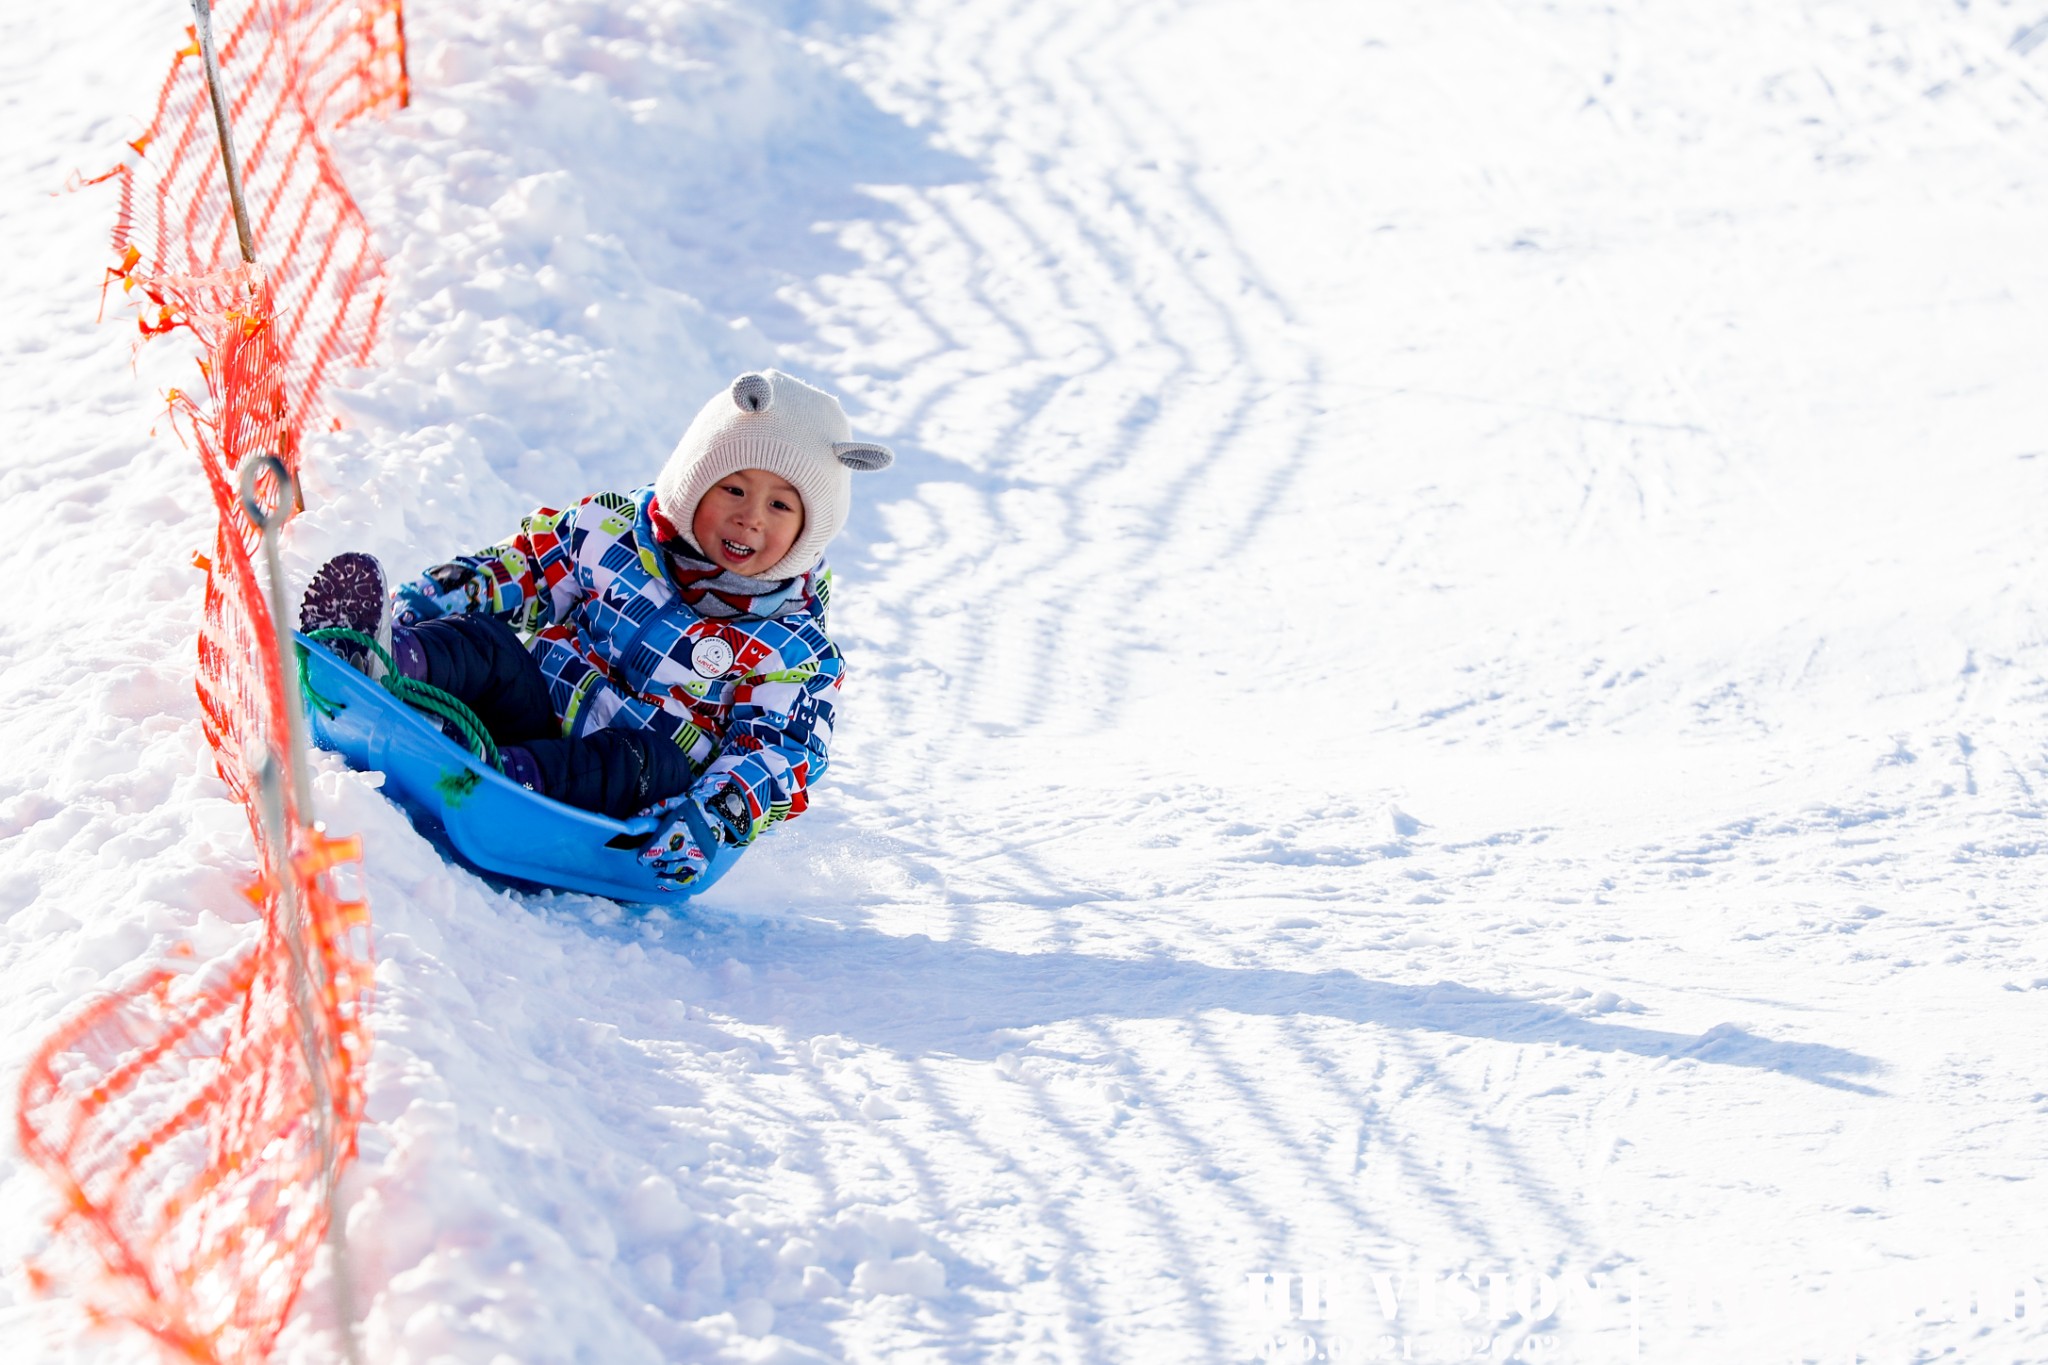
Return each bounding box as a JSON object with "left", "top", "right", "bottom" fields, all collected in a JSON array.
[{"left": 392, "top": 486, "right": 841, "bottom": 837}]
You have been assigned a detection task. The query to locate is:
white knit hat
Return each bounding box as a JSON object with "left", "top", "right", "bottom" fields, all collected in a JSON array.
[{"left": 654, "top": 370, "right": 893, "bottom": 580}]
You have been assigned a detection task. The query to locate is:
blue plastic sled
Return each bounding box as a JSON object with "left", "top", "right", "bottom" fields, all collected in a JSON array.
[{"left": 296, "top": 633, "right": 739, "bottom": 904}]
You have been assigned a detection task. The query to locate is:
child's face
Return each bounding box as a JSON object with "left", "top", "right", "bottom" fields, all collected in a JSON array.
[{"left": 692, "top": 468, "right": 805, "bottom": 575}]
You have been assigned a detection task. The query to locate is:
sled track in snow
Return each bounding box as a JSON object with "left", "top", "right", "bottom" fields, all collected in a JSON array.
[
  {"left": 737, "top": 3, "right": 1361, "bottom": 1348},
  {"left": 703, "top": 0, "right": 1609, "bottom": 1352},
  {"left": 827, "top": 0, "right": 1324, "bottom": 747}
]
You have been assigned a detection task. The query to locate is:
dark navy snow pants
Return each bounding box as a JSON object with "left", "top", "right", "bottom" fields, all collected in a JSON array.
[{"left": 398, "top": 614, "right": 690, "bottom": 819}]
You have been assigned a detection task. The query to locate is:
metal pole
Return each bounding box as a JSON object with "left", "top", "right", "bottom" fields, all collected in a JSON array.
[
  {"left": 240, "top": 456, "right": 362, "bottom": 1365},
  {"left": 238, "top": 456, "right": 313, "bottom": 815},
  {"left": 190, "top": 0, "right": 258, "bottom": 265},
  {"left": 255, "top": 759, "right": 362, "bottom": 1365}
]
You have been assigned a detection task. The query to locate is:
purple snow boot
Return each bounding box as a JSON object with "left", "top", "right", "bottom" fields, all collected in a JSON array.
[{"left": 299, "top": 551, "right": 393, "bottom": 678}]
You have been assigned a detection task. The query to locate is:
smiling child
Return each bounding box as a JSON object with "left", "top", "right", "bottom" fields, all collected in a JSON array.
[{"left": 299, "top": 369, "right": 892, "bottom": 886}]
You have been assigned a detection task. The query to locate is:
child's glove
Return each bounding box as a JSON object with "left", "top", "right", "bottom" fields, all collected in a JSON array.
[
  {"left": 636, "top": 781, "right": 754, "bottom": 889},
  {"left": 392, "top": 562, "right": 482, "bottom": 627}
]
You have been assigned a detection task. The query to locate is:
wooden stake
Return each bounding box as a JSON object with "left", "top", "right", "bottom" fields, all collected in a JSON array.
[
  {"left": 392, "top": 0, "right": 413, "bottom": 109},
  {"left": 190, "top": 0, "right": 257, "bottom": 264}
]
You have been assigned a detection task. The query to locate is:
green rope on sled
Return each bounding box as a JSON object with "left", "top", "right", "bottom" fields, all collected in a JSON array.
[
  {"left": 302, "top": 627, "right": 503, "bottom": 771},
  {"left": 298, "top": 645, "right": 347, "bottom": 721}
]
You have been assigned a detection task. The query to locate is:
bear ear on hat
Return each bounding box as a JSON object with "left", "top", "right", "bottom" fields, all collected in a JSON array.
[
  {"left": 731, "top": 373, "right": 774, "bottom": 412},
  {"left": 832, "top": 441, "right": 893, "bottom": 472}
]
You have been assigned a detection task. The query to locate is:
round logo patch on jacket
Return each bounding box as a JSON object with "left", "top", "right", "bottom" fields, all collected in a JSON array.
[{"left": 690, "top": 636, "right": 735, "bottom": 679}]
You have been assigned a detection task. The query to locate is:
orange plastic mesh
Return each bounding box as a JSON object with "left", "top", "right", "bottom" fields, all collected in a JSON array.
[
  {"left": 15, "top": 834, "right": 372, "bottom": 1365},
  {"left": 15, "top": 2, "right": 405, "bottom": 1361},
  {"left": 110, "top": 0, "right": 408, "bottom": 449}
]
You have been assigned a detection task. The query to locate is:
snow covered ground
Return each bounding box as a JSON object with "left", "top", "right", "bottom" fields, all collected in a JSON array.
[{"left": 6, "top": 0, "right": 2048, "bottom": 1360}]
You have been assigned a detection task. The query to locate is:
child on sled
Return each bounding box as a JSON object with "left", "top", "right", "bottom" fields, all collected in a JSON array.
[{"left": 299, "top": 369, "right": 891, "bottom": 888}]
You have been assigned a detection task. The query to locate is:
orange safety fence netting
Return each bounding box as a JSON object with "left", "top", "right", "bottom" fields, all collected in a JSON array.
[
  {"left": 15, "top": 832, "right": 371, "bottom": 1365},
  {"left": 108, "top": 0, "right": 408, "bottom": 452},
  {"left": 14, "top": 2, "right": 406, "bottom": 1362}
]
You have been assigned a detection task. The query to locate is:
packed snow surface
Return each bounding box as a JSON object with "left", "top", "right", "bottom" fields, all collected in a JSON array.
[{"left": 5, "top": 0, "right": 2048, "bottom": 1361}]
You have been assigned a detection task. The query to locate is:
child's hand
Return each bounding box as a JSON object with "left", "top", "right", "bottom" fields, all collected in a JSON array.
[
  {"left": 392, "top": 580, "right": 449, "bottom": 627},
  {"left": 636, "top": 781, "right": 753, "bottom": 889},
  {"left": 393, "top": 563, "right": 480, "bottom": 627},
  {"left": 638, "top": 795, "right": 712, "bottom": 888}
]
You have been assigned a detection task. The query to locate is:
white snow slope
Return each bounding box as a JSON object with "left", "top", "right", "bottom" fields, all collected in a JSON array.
[{"left": 5, "top": 0, "right": 2048, "bottom": 1361}]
